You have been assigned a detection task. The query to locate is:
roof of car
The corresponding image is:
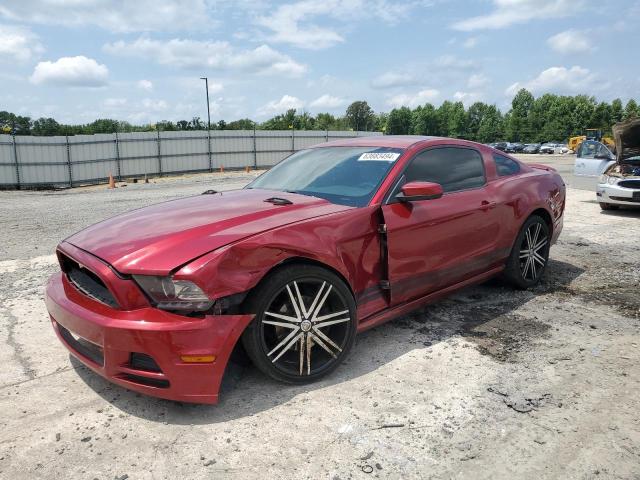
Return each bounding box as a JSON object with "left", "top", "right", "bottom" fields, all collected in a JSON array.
[{"left": 313, "top": 135, "right": 441, "bottom": 149}]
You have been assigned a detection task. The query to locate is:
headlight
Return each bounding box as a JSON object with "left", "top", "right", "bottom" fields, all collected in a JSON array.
[
  {"left": 607, "top": 176, "right": 618, "bottom": 185},
  {"left": 133, "top": 275, "right": 214, "bottom": 312},
  {"left": 599, "top": 174, "right": 608, "bottom": 184}
]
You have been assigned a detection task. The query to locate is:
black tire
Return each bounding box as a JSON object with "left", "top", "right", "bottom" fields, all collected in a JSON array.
[
  {"left": 599, "top": 202, "right": 618, "bottom": 211},
  {"left": 503, "top": 215, "right": 551, "bottom": 289},
  {"left": 241, "top": 264, "right": 357, "bottom": 384}
]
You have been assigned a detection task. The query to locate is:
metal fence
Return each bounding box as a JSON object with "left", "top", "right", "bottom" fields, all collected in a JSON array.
[{"left": 0, "top": 129, "right": 381, "bottom": 189}]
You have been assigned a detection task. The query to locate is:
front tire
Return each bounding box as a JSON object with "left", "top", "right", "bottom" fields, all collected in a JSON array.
[
  {"left": 503, "top": 215, "right": 550, "bottom": 289},
  {"left": 241, "top": 265, "right": 357, "bottom": 384}
]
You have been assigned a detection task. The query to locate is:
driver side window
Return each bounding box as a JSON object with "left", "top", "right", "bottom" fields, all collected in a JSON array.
[{"left": 403, "top": 147, "right": 486, "bottom": 193}]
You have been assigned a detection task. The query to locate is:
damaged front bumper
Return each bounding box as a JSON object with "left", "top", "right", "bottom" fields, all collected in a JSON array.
[{"left": 45, "top": 272, "right": 253, "bottom": 404}]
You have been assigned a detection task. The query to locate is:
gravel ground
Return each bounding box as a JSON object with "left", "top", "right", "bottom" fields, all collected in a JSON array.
[{"left": 0, "top": 155, "right": 639, "bottom": 479}]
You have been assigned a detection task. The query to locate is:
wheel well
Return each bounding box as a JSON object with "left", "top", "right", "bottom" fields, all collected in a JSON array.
[
  {"left": 239, "top": 256, "right": 355, "bottom": 314},
  {"left": 271, "top": 257, "right": 355, "bottom": 298},
  {"left": 529, "top": 208, "right": 553, "bottom": 235}
]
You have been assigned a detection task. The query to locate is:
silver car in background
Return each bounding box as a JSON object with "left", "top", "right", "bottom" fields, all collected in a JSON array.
[{"left": 573, "top": 119, "right": 640, "bottom": 210}]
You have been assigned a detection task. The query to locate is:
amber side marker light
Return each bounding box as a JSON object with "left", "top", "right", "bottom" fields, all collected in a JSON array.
[{"left": 180, "top": 355, "right": 216, "bottom": 363}]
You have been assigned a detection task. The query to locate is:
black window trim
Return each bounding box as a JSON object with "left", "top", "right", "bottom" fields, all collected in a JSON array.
[
  {"left": 492, "top": 152, "right": 521, "bottom": 177},
  {"left": 382, "top": 145, "right": 487, "bottom": 205}
]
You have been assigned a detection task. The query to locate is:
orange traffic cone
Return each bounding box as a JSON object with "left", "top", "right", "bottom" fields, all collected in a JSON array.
[
  {"left": 219, "top": 165, "right": 224, "bottom": 173},
  {"left": 108, "top": 173, "right": 115, "bottom": 189},
  {"left": 245, "top": 166, "right": 250, "bottom": 173}
]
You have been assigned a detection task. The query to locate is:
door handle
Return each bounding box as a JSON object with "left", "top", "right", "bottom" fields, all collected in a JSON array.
[{"left": 480, "top": 200, "right": 497, "bottom": 210}]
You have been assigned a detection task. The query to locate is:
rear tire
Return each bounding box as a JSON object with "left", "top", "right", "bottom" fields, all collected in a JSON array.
[
  {"left": 241, "top": 264, "right": 357, "bottom": 384},
  {"left": 503, "top": 215, "right": 550, "bottom": 289},
  {"left": 599, "top": 202, "right": 618, "bottom": 211}
]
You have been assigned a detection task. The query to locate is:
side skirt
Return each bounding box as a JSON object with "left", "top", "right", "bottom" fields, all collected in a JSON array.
[{"left": 356, "top": 265, "right": 504, "bottom": 333}]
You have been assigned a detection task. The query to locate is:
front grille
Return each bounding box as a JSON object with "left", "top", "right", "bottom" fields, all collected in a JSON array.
[
  {"left": 59, "top": 253, "right": 119, "bottom": 308},
  {"left": 58, "top": 324, "right": 104, "bottom": 366},
  {"left": 618, "top": 180, "right": 640, "bottom": 189}
]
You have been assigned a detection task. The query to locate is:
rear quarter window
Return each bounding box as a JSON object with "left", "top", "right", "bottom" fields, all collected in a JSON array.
[{"left": 493, "top": 154, "right": 521, "bottom": 177}]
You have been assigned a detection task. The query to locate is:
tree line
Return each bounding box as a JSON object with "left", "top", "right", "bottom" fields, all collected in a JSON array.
[{"left": 2, "top": 89, "right": 639, "bottom": 143}]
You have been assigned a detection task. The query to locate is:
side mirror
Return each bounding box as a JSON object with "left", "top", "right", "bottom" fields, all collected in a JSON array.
[{"left": 396, "top": 181, "right": 444, "bottom": 202}]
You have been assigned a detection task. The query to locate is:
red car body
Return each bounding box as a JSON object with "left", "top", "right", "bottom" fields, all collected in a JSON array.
[{"left": 45, "top": 136, "right": 565, "bottom": 404}]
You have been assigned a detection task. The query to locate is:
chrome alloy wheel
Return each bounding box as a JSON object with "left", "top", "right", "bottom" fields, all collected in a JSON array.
[
  {"left": 519, "top": 222, "right": 548, "bottom": 281},
  {"left": 259, "top": 279, "right": 352, "bottom": 377}
]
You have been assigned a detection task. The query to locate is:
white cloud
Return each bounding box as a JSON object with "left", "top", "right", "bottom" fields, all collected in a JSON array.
[
  {"left": 208, "top": 82, "right": 224, "bottom": 94},
  {"left": 505, "top": 66, "right": 601, "bottom": 96},
  {"left": 104, "top": 38, "right": 307, "bottom": 77},
  {"left": 387, "top": 88, "right": 440, "bottom": 108},
  {"left": 433, "top": 55, "right": 477, "bottom": 70},
  {"left": 452, "top": 0, "right": 581, "bottom": 31},
  {"left": 547, "top": 29, "right": 592, "bottom": 54},
  {"left": 372, "top": 56, "right": 477, "bottom": 90},
  {"left": 462, "top": 37, "right": 478, "bottom": 48},
  {"left": 453, "top": 91, "right": 482, "bottom": 106},
  {"left": 141, "top": 98, "right": 169, "bottom": 112},
  {"left": 371, "top": 72, "right": 420, "bottom": 89},
  {"left": 309, "top": 94, "right": 347, "bottom": 109},
  {"left": 0, "top": 24, "right": 44, "bottom": 62},
  {"left": 256, "top": 0, "right": 420, "bottom": 49},
  {"left": 258, "top": 95, "right": 304, "bottom": 116},
  {"left": 104, "top": 98, "right": 127, "bottom": 108},
  {"left": 30, "top": 56, "right": 109, "bottom": 87},
  {"left": 0, "top": 1, "right": 213, "bottom": 33},
  {"left": 137, "top": 79, "right": 153, "bottom": 91},
  {"left": 468, "top": 73, "right": 489, "bottom": 88}
]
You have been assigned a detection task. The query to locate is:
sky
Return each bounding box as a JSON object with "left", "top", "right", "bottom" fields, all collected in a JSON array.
[{"left": 0, "top": 0, "right": 639, "bottom": 125}]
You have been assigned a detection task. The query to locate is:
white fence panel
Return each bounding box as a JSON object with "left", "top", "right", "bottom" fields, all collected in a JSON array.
[
  {"left": 118, "top": 132, "right": 159, "bottom": 177},
  {"left": 69, "top": 134, "right": 118, "bottom": 184},
  {"left": 16, "top": 136, "right": 68, "bottom": 185},
  {"left": 0, "top": 130, "right": 382, "bottom": 188},
  {"left": 0, "top": 135, "right": 17, "bottom": 185},
  {"left": 161, "top": 130, "right": 209, "bottom": 173}
]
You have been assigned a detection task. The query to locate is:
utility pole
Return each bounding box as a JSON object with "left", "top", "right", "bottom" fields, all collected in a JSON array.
[
  {"left": 200, "top": 77, "right": 211, "bottom": 131},
  {"left": 200, "top": 77, "right": 213, "bottom": 170}
]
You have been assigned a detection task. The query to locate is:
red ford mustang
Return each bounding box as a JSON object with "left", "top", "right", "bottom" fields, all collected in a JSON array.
[{"left": 45, "top": 136, "right": 565, "bottom": 404}]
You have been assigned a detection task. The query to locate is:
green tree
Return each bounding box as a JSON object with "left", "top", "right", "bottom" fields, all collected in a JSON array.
[
  {"left": 411, "top": 103, "right": 439, "bottom": 136},
  {"left": 386, "top": 107, "right": 412, "bottom": 134},
  {"left": 476, "top": 105, "right": 503, "bottom": 143},
  {"left": 226, "top": 118, "right": 255, "bottom": 130},
  {"left": 506, "top": 88, "right": 534, "bottom": 141},
  {"left": 611, "top": 98, "right": 624, "bottom": 123},
  {"left": 32, "top": 117, "right": 61, "bottom": 136},
  {"left": 624, "top": 99, "right": 639, "bottom": 119},
  {"left": 345, "top": 101, "right": 375, "bottom": 131}
]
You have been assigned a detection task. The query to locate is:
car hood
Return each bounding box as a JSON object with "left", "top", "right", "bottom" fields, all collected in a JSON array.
[
  {"left": 613, "top": 118, "right": 640, "bottom": 163},
  {"left": 65, "top": 189, "right": 351, "bottom": 275}
]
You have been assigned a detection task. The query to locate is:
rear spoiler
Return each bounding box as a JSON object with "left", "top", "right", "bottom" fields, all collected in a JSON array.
[
  {"left": 613, "top": 118, "right": 640, "bottom": 162},
  {"left": 528, "top": 163, "right": 557, "bottom": 172}
]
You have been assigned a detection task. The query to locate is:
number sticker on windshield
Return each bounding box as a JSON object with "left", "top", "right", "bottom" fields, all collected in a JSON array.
[{"left": 358, "top": 152, "right": 400, "bottom": 162}]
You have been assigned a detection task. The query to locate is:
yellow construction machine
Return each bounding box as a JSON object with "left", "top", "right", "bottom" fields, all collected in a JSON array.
[{"left": 569, "top": 128, "right": 615, "bottom": 152}]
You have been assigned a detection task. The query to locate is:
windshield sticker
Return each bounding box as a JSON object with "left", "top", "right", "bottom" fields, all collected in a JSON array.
[{"left": 358, "top": 152, "right": 400, "bottom": 162}]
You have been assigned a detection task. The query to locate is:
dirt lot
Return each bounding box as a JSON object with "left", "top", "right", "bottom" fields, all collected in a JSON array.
[{"left": 1, "top": 155, "right": 639, "bottom": 479}]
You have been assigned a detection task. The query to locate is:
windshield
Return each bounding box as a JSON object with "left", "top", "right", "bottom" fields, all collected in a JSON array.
[{"left": 247, "top": 146, "right": 404, "bottom": 207}]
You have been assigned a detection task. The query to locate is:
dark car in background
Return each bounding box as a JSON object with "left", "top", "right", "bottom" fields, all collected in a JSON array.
[
  {"left": 523, "top": 143, "right": 541, "bottom": 154},
  {"left": 494, "top": 142, "right": 508, "bottom": 152},
  {"left": 506, "top": 143, "right": 525, "bottom": 153}
]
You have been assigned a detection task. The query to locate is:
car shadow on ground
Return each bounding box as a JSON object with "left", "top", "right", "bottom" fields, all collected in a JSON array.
[
  {"left": 71, "top": 258, "right": 584, "bottom": 425},
  {"left": 599, "top": 207, "right": 640, "bottom": 218}
]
